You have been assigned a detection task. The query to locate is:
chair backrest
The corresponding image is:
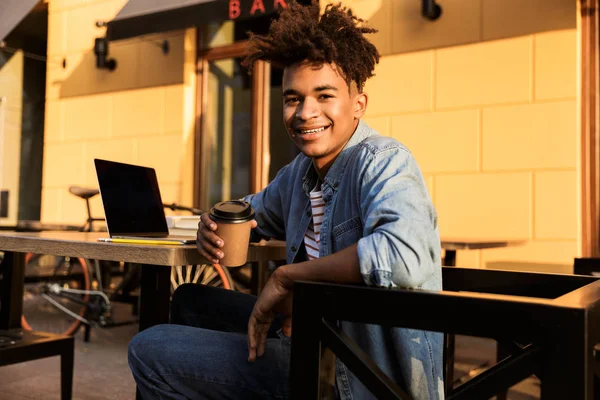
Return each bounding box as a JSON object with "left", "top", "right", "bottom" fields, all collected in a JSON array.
[{"left": 574, "top": 257, "right": 600, "bottom": 276}]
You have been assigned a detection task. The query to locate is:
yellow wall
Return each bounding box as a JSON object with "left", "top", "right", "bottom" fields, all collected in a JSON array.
[
  {"left": 43, "top": 0, "right": 580, "bottom": 272},
  {"left": 43, "top": 0, "right": 196, "bottom": 225},
  {"left": 0, "top": 51, "right": 24, "bottom": 226},
  {"left": 330, "top": 0, "right": 578, "bottom": 272}
]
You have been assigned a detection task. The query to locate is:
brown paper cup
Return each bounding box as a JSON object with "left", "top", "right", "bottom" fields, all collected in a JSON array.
[{"left": 216, "top": 220, "right": 252, "bottom": 267}]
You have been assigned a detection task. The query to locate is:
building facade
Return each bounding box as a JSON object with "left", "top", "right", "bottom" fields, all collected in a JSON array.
[{"left": 30, "top": 0, "right": 583, "bottom": 272}]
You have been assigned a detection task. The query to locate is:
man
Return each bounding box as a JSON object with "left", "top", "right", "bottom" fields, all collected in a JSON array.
[{"left": 129, "top": 2, "right": 444, "bottom": 399}]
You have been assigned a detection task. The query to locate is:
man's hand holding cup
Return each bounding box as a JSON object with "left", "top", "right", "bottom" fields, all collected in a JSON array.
[{"left": 196, "top": 200, "right": 256, "bottom": 267}]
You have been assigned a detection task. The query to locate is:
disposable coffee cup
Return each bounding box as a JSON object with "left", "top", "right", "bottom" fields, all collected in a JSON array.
[{"left": 209, "top": 200, "right": 255, "bottom": 267}]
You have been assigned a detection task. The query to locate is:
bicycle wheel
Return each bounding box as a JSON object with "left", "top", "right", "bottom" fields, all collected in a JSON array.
[
  {"left": 22, "top": 253, "right": 90, "bottom": 336},
  {"left": 170, "top": 263, "right": 235, "bottom": 293}
]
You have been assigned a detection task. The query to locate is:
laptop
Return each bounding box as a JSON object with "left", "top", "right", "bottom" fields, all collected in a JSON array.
[{"left": 94, "top": 159, "right": 196, "bottom": 245}]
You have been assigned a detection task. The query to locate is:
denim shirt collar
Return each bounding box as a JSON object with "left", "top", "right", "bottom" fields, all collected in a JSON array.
[{"left": 301, "top": 119, "right": 373, "bottom": 195}]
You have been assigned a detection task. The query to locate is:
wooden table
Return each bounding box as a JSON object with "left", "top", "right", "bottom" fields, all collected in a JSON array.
[
  {"left": 441, "top": 238, "right": 527, "bottom": 266},
  {"left": 0, "top": 231, "right": 285, "bottom": 400},
  {"left": 0, "top": 231, "right": 286, "bottom": 332}
]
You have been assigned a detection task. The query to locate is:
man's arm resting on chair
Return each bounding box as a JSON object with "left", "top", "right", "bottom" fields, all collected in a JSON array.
[{"left": 278, "top": 242, "right": 363, "bottom": 287}]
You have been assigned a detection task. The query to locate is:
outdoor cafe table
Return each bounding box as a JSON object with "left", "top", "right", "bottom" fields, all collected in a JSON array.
[
  {"left": 0, "top": 231, "right": 285, "bottom": 400},
  {"left": 442, "top": 238, "right": 527, "bottom": 266},
  {"left": 0, "top": 231, "right": 287, "bottom": 334}
]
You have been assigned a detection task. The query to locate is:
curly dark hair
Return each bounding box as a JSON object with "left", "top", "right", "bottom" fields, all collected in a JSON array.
[{"left": 242, "top": 1, "right": 380, "bottom": 92}]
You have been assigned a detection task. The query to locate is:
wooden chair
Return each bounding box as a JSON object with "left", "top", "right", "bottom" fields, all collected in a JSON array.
[
  {"left": 574, "top": 257, "right": 600, "bottom": 399},
  {"left": 290, "top": 267, "right": 600, "bottom": 399}
]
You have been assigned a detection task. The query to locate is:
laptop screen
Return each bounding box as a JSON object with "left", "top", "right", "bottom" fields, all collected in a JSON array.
[{"left": 94, "top": 159, "right": 170, "bottom": 237}]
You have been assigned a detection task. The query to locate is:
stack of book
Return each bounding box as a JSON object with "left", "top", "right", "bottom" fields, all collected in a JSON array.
[{"left": 166, "top": 216, "right": 200, "bottom": 237}]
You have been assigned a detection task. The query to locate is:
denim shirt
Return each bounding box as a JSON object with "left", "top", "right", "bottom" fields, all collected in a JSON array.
[{"left": 244, "top": 120, "right": 444, "bottom": 399}]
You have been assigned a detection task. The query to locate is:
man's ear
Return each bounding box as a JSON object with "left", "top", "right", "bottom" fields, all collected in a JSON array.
[{"left": 353, "top": 92, "right": 368, "bottom": 119}]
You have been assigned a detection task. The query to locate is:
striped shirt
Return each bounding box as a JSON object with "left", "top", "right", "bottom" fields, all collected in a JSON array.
[{"left": 304, "top": 186, "right": 324, "bottom": 260}]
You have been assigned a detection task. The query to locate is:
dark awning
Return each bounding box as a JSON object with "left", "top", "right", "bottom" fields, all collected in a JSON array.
[
  {"left": 113, "top": 0, "right": 216, "bottom": 21},
  {"left": 0, "top": 0, "right": 40, "bottom": 43},
  {"left": 107, "top": 0, "right": 292, "bottom": 41}
]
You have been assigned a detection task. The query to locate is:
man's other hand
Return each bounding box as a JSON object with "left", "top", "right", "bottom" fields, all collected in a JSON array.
[{"left": 247, "top": 268, "right": 293, "bottom": 362}]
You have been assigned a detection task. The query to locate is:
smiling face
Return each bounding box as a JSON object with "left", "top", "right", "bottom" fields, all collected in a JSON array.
[{"left": 282, "top": 62, "right": 367, "bottom": 177}]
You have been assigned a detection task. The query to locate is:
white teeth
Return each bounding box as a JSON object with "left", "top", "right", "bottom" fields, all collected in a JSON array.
[{"left": 299, "top": 127, "right": 326, "bottom": 134}]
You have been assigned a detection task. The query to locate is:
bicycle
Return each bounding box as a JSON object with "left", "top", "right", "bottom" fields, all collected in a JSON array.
[{"left": 21, "top": 186, "right": 238, "bottom": 338}]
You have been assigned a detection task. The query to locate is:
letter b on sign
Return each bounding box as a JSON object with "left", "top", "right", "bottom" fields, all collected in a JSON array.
[{"left": 229, "top": 0, "right": 241, "bottom": 19}]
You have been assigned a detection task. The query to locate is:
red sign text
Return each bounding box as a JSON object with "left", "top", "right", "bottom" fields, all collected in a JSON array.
[{"left": 229, "top": 0, "right": 288, "bottom": 20}]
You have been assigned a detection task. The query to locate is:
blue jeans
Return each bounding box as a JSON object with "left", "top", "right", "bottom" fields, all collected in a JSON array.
[{"left": 128, "top": 284, "right": 291, "bottom": 399}]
